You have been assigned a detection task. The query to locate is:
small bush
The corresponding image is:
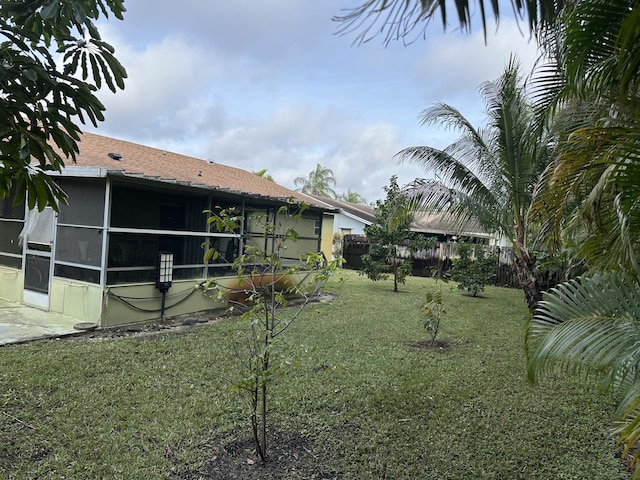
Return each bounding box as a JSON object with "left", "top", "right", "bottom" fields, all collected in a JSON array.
[
  {"left": 421, "top": 289, "right": 446, "bottom": 346},
  {"left": 450, "top": 242, "right": 497, "bottom": 296}
]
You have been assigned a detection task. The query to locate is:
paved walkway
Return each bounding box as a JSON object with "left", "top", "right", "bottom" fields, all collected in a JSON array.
[{"left": 0, "top": 298, "right": 83, "bottom": 346}]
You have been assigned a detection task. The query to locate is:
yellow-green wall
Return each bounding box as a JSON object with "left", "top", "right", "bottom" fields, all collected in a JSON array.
[
  {"left": 102, "top": 280, "right": 226, "bottom": 327},
  {"left": 320, "top": 213, "right": 334, "bottom": 261},
  {"left": 0, "top": 267, "right": 23, "bottom": 302},
  {"left": 49, "top": 279, "right": 104, "bottom": 324}
]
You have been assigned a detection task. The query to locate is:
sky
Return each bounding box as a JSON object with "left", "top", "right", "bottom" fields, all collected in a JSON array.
[{"left": 86, "top": 1, "right": 541, "bottom": 204}]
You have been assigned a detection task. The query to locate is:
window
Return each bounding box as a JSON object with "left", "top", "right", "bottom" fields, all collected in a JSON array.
[
  {"left": 22, "top": 208, "right": 55, "bottom": 252},
  {"left": 110, "top": 183, "right": 209, "bottom": 232},
  {"left": 57, "top": 178, "right": 105, "bottom": 226},
  {"left": 55, "top": 226, "right": 103, "bottom": 267}
]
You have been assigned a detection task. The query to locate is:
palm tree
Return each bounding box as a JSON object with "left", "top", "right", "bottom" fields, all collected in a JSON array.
[
  {"left": 526, "top": 2, "right": 640, "bottom": 471},
  {"left": 397, "top": 57, "right": 552, "bottom": 310},
  {"left": 294, "top": 163, "right": 337, "bottom": 198},
  {"left": 530, "top": 0, "right": 640, "bottom": 274},
  {"left": 339, "top": 189, "right": 366, "bottom": 204},
  {"left": 526, "top": 271, "right": 640, "bottom": 473},
  {"left": 253, "top": 169, "right": 275, "bottom": 182}
]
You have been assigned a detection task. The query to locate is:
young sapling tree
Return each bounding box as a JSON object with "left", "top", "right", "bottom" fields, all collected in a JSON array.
[
  {"left": 362, "top": 176, "right": 434, "bottom": 292},
  {"left": 200, "top": 200, "right": 339, "bottom": 463},
  {"left": 421, "top": 289, "right": 446, "bottom": 347}
]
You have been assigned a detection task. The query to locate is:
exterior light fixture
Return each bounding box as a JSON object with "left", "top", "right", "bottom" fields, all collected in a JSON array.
[{"left": 156, "top": 252, "right": 174, "bottom": 320}]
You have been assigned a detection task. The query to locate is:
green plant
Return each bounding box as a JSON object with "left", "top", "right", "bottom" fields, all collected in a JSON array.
[
  {"left": 395, "top": 58, "right": 552, "bottom": 309},
  {"left": 200, "top": 201, "right": 339, "bottom": 463},
  {"left": 362, "top": 175, "right": 434, "bottom": 292},
  {"left": 450, "top": 242, "right": 497, "bottom": 297},
  {"left": 526, "top": 271, "right": 640, "bottom": 478},
  {"left": 421, "top": 289, "right": 446, "bottom": 346},
  {"left": 0, "top": 0, "right": 127, "bottom": 210}
]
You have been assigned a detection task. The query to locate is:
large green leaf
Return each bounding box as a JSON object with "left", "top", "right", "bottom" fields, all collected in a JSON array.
[{"left": 527, "top": 271, "right": 640, "bottom": 476}]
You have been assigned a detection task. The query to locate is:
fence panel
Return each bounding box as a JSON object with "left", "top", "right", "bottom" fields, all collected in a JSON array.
[{"left": 342, "top": 236, "right": 521, "bottom": 288}]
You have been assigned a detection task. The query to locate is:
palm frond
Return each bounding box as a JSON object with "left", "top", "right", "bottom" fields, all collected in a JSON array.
[
  {"left": 527, "top": 270, "right": 640, "bottom": 476},
  {"left": 332, "top": 0, "right": 563, "bottom": 45},
  {"left": 528, "top": 271, "right": 640, "bottom": 385}
]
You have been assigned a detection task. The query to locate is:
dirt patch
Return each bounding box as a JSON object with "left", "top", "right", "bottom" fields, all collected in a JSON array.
[
  {"left": 63, "top": 293, "right": 337, "bottom": 342},
  {"left": 61, "top": 313, "right": 226, "bottom": 341},
  {"left": 169, "top": 427, "right": 343, "bottom": 480}
]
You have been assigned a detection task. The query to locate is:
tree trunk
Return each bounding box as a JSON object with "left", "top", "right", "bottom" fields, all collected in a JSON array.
[
  {"left": 513, "top": 221, "right": 542, "bottom": 311},
  {"left": 393, "top": 259, "right": 398, "bottom": 292},
  {"left": 513, "top": 254, "right": 542, "bottom": 311}
]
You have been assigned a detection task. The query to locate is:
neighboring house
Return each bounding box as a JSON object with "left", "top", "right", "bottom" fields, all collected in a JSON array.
[
  {"left": 308, "top": 194, "right": 499, "bottom": 269},
  {"left": 411, "top": 212, "right": 496, "bottom": 244},
  {"left": 305, "top": 195, "right": 374, "bottom": 236},
  {"left": 0, "top": 132, "right": 335, "bottom": 327}
]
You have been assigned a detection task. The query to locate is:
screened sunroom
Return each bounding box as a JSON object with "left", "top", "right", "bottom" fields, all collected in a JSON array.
[{"left": 0, "top": 133, "right": 333, "bottom": 327}]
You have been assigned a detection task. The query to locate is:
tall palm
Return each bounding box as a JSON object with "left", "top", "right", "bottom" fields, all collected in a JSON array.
[
  {"left": 294, "top": 163, "right": 337, "bottom": 198},
  {"left": 526, "top": 1, "right": 640, "bottom": 472},
  {"left": 531, "top": 0, "right": 640, "bottom": 274},
  {"left": 339, "top": 189, "right": 366, "bottom": 204},
  {"left": 397, "top": 58, "right": 552, "bottom": 309}
]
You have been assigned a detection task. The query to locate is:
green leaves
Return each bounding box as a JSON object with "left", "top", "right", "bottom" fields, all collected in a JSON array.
[
  {"left": 526, "top": 271, "right": 640, "bottom": 474},
  {"left": 363, "top": 175, "right": 435, "bottom": 291},
  {"left": 199, "top": 201, "right": 338, "bottom": 462},
  {"left": 421, "top": 288, "right": 446, "bottom": 346},
  {"left": 293, "top": 163, "right": 337, "bottom": 198},
  {"left": 449, "top": 242, "right": 497, "bottom": 297},
  {"left": 0, "top": 0, "right": 127, "bottom": 211}
]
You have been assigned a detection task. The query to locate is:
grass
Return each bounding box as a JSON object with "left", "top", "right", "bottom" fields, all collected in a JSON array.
[{"left": 0, "top": 270, "right": 631, "bottom": 479}]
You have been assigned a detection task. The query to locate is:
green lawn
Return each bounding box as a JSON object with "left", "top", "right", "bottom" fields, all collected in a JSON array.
[{"left": 0, "top": 271, "right": 631, "bottom": 479}]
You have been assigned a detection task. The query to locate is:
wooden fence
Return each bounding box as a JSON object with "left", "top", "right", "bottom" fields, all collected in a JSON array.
[{"left": 342, "top": 234, "right": 521, "bottom": 288}]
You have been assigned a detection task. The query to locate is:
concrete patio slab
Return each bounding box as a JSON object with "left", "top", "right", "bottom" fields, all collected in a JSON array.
[{"left": 0, "top": 298, "right": 84, "bottom": 346}]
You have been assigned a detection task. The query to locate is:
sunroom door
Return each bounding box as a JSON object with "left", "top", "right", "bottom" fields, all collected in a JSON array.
[{"left": 22, "top": 207, "right": 55, "bottom": 309}]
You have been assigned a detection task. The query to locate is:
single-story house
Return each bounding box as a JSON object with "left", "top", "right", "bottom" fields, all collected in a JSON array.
[
  {"left": 306, "top": 195, "right": 374, "bottom": 236},
  {"left": 307, "top": 195, "right": 500, "bottom": 269},
  {"left": 0, "top": 132, "right": 335, "bottom": 327}
]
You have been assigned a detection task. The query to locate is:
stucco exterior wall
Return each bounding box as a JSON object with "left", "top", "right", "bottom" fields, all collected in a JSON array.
[
  {"left": 102, "top": 279, "right": 226, "bottom": 327},
  {"left": 0, "top": 267, "right": 23, "bottom": 302},
  {"left": 49, "top": 279, "right": 104, "bottom": 324},
  {"left": 332, "top": 213, "right": 368, "bottom": 235}
]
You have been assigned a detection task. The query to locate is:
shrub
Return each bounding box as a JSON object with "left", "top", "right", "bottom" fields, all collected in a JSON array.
[{"left": 450, "top": 242, "right": 497, "bottom": 296}]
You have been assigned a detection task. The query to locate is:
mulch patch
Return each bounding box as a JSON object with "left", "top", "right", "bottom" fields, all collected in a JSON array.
[{"left": 169, "top": 427, "right": 343, "bottom": 480}]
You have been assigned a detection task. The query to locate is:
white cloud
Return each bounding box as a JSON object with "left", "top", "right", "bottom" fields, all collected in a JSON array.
[{"left": 86, "top": 2, "right": 544, "bottom": 204}]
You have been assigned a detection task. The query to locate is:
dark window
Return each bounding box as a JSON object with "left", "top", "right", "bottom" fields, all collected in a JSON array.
[
  {"left": 57, "top": 178, "right": 105, "bottom": 226},
  {"left": 108, "top": 233, "right": 211, "bottom": 268},
  {"left": 106, "top": 269, "right": 155, "bottom": 285},
  {"left": 24, "top": 254, "right": 50, "bottom": 293},
  {"left": 54, "top": 264, "right": 100, "bottom": 284},
  {"left": 55, "top": 226, "right": 103, "bottom": 267},
  {"left": 0, "top": 254, "right": 21, "bottom": 269},
  {"left": 110, "top": 184, "right": 209, "bottom": 232},
  {"left": 0, "top": 221, "right": 23, "bottom": 255},
  {"left": 0, "top": 191, "right": 24, "bottom": 220}
]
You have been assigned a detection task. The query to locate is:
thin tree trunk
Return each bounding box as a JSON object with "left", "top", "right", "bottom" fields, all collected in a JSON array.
[
  {"left": 393, "top": 259, "right": 398, "bottom": 292},
  {"left": 513, "top": 222, "right": 542, "bottom": 311}
]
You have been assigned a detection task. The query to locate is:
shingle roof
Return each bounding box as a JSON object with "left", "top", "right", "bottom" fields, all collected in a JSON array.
[
  {"left": 307, "top": 194, "right": 489, "bottom": 237},
  {"left": 59, "top": 131, "right": 323, "bottom": 207},
  {"left": 306, "top": 195, "right": 375, "bottom": 224}
]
